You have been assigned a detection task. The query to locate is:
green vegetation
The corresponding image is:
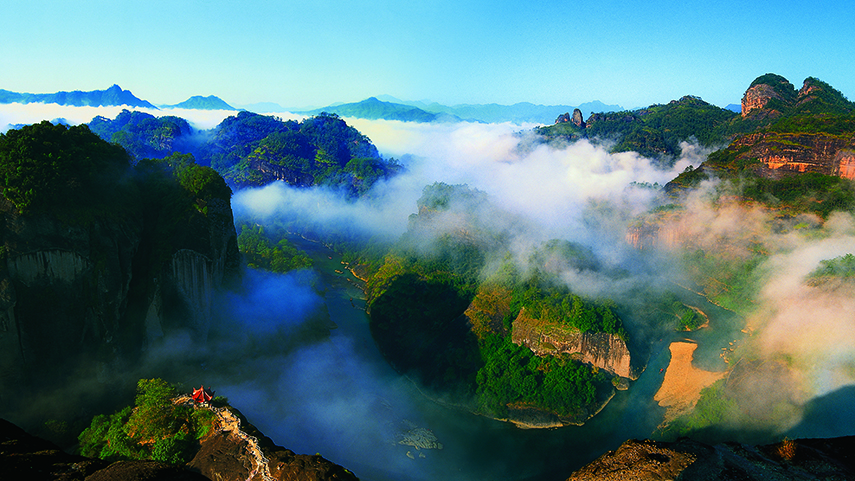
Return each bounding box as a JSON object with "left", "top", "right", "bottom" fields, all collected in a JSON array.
[
  {"left": 237, "top": 223, "right": 312, "bottom": 272},
  {"left": 682, "top": 245, "right": 766, "bottom": 313},
  {"left": 538, "top": 96, "right": 739, "bottom": 159},
  {"left": 476, "top": 333, "right": 605, "bottom": 418},
  {"left": 652, "top": 293, "right": 704, "bottom": 331},
  {"left": 88, "top": 110, "right": 192, "bottom": 159},
  {"left": 657, "top": 379, "right": 739, "bottom": 439},
  {"left": 740, "top": 173, "right": 855, "bottom": 218},
  {"left": 509, "top": 277, "right": 626, "bottom": 338},
  {"left": 0, "top": 121, "right": 131, "bottom": 214},
  {"left": 78, "top": 378, "right": 217, "bottom": 464},
  {"left": 88, "top": 110, "right": 401, "bottom": 196},
  {"left": 807, "top": 253, "right": 855, "bottom": 284},
  {"left": 364, "top": 183, "right": 627, "bottom": 420}
]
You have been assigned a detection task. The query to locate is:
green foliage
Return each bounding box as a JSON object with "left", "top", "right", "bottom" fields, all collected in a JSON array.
[
  {"left": 652, "top": 293, "right": 703, "bottom": 331},
  {"left": 740, "top": 173, "right": 855, "bottom": 218},
  {"left": 89, "top": 109, "right": 399, "bottom": 195},
  {"left": 509, "top": 277, "right": 626, "bottom": 337},
  {"left": 0, "top": 121, "right": 131, "bottom": 213},
  {"left": 78, "top": 378, "right": 217, "bottom": 465},
  {"left": 237, "top": 223, "right": 312, "bottom": 272},
  {"left": 682, "top": 246, "right": 766, "bottom": 313},
  {"left": 78, "top": 406, "right": 143, "bottom": 462},
  {"left": 151, "top": 431, "right": 194, "bottom": 465},
  {"left": 475, "top": 334, "right": 602, "bottom": 418},
  {"left": 579, "top": 96, "right": 738, "bottom": 158},
  {"left": 88, "top": 109, "right": 192, "bottom": 159},
  {"left": 658, "top": 380, "right": 739, "bottom": 439},
  {"left": 807, "top": 253, "right": 855, "bottom": 283}
]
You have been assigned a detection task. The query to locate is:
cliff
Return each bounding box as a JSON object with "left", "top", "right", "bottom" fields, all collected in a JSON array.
[
  {"left": 0, "top": 123, "right": 240, "bottom": 401},
  {"left": 0, "top": 408, "right": 358, "bottom": 481},
  {"left": 510, "top": 308, "right": 634, "bottom": 379},
  {"left": 728, "top": 131, "right": 855, "bottom": 180}
]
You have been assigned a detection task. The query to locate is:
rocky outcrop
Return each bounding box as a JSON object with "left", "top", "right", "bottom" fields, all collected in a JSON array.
[
  {"left": 565, "top": 436, "right": 855, "bottom": 480},
  {"left": 740, "top": 74, "right": 796, "bottom": 119},
  {"left": 187, "top": 406, "right": 358, "bottom": 481},
  {"left": 729, "top": 132, "right": 855, "bottom": 179},
  {"left": 555, "top": 109, "right": 586, "bottom": 128},
  {"left": 511, "top": 308, "right": 634, "bottom": 379},
  {"left": 741, "top": 83, "right": 786, "bottom": 118}
]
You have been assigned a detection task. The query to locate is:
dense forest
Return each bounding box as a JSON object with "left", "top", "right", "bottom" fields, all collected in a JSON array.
[{"left": 87, "top": 110, "right": 402, "bottom": 196}]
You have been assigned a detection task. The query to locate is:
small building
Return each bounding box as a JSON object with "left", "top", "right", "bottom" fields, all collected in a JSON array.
[{"left": 192, "top": 385, "right": 214, "bottom": 404}]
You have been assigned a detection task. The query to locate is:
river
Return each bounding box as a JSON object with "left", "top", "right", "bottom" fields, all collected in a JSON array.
[{"left": 211, "top": 237, "right": 744, "bottom": 481}]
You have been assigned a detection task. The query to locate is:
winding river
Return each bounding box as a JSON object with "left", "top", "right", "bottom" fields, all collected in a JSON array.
[{"left": 215, "top": 237, "right": 745, "bottom": 481}]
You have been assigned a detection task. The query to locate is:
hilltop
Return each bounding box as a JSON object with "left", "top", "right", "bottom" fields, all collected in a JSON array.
[{"left": 161, "top": 95, "right": 236, "bottom": 111}]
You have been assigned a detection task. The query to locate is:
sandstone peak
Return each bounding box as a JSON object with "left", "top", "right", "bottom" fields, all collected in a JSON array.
[
  {"left": 741, "top": 73, "right": 796, "bottom": 118},
  {"left": 554, "top": 108, "right": 586, "bottom": 128}
]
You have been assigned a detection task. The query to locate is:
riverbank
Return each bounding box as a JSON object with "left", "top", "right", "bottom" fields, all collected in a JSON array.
[{"left": 654, "top": 341, "right": 725, "bottom": 423}]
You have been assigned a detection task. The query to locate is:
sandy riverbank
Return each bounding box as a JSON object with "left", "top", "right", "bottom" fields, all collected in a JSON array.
[{"left": 654, "top": 341, "right": 725, "bottom": 422}]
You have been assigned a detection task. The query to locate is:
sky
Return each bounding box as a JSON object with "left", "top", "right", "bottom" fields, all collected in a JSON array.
[{"left": 2, "top": 0, "right": 854, "bottom": 110}]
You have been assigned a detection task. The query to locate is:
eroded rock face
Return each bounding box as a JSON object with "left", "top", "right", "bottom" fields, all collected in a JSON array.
[
  {"left": 731, "top": 132, "right": 855, "bottom": 179},
  {"left": 742, "top": 83, "right": 785, "bottom": 118},
  {"left": 511, "top": 308, "right": 634, "bottom": 379}
]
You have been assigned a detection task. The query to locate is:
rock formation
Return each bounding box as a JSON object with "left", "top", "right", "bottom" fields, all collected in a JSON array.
[
  {"left": 555, "top": 109, "right": 586, "bottom": 128},
  {"left": 740, "top": 73, "right": 796, "bottom": 118},
  {"left": 731, "top": 132, "right": 855, "bottom": 180},
  {"left": 511, "top": 308, "right": 634, "bottom": 379}
]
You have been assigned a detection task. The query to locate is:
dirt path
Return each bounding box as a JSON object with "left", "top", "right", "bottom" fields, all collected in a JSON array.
[
  {"left": 174, "top": 396, "right": 274, "bottom": 481},
  {"left": 654, "top": 341, "right": 725, "bottom": 422}
]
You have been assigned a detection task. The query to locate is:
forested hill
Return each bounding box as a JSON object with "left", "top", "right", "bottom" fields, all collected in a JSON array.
[
  {"left": 536, "top": 73, "right": 855, "bottom": 169},
  {"left": 87, "top": 110, "right": 401, "bottom": 195},
  {"left": 299, "top": 97, "right": 460, "bottom": 122}
]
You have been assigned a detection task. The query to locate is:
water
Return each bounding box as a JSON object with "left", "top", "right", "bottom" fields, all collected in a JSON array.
[{"left": 211, "top": 238, "right": 743, "bottom": 480}]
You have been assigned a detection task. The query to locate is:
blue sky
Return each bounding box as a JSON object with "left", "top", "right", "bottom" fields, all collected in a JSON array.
[{"left": 2, "top": 0, "right": 853, "bottom": 109}]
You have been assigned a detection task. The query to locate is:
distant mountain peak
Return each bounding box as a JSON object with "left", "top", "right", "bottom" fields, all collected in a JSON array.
[{"left": 163, "top": 95, "right": 236, "bottom": 110}]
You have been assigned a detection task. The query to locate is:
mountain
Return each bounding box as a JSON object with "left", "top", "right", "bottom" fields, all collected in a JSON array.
[
  {"left": 536, "top": 96, "right": 740, "bottom": 158},
  {"left": 724, "top": 103, "right": 741, "bottom": 113},
  {"left": 299, "top": 97, "right": 460, "bottom": 122},
  {"left": 0, "top": 84, "right": 157, "bottom": 109},
  {"left": 1, "top": 403, "right": 357, "bottom": 481},
  {"left": 86, "top": 109, "right": 401, "bottom": 195},
  {"left": 161, "top": 95, "right": 236, "bottom": 110},
  {"left": 667, "top": 74, "right": 855, "bottom": 193}
]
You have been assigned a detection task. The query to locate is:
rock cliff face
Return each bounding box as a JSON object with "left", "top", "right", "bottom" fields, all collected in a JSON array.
[
  {"left": 730, "top": 132, "right": 855, "bottom": 180},
  {"left": 511, "top": 308, "right": 634, "bottom": 379},
  {"left": 0, "top": 194, "right": 239, "bottom": 395}
]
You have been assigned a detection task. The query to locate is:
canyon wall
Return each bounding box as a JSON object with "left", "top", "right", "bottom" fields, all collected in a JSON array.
[{"left": 510, "top": 308, "right": 634, "bottom": 379}]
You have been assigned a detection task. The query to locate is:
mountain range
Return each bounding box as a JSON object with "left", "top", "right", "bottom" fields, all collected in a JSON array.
[{"left": 0, "top": 84, "right": 632, "bottom": 123}]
